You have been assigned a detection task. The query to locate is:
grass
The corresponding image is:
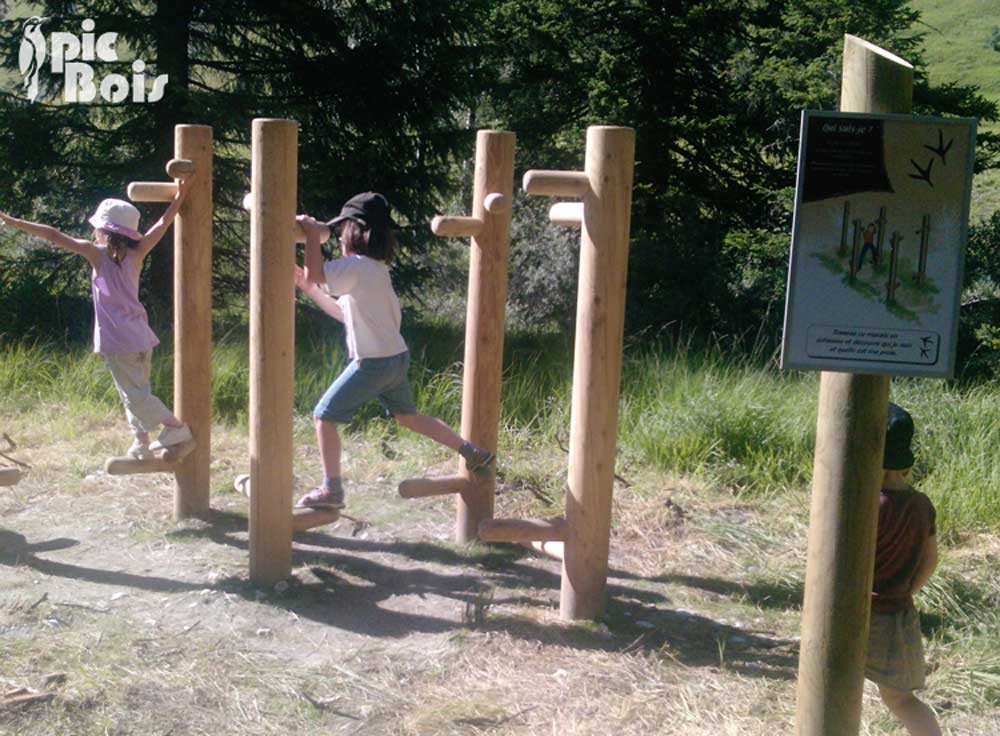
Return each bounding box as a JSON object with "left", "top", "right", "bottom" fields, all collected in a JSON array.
[
  {"left": 5, "top": 319, "right": 1000, "bottom": 535},
  {"left": 2, "top": 322, "right": 1000, "bottom": 734},
  {"left": 911, "top": 0, "right": 1000, "bottom": 221}
]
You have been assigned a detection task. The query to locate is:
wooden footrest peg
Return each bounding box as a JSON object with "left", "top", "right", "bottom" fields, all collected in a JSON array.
[
  {"left": 478, "top": 517, "right": 566, "bottom": 543},
  {"left": 104, "top": 439, "right": 196, "bottom": 476},
  {"left": 398, "top": 474, "right": 472, "bottom": 499},
  {"left": 523, "top": 540, "right": 564, "bottom": 560},
  {"left": 234, "top": 476, "right": 341, "bottom": 532},
  {"left": 292, "top": 507, "right": 341, "bottom": 532},
  {"left": 0, "top": 467, "right": 22, "bottom": 486}
]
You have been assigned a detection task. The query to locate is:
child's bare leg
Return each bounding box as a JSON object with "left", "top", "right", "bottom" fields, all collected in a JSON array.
[
  {"left": 878, "top": 685, "right": 941, "bottom": 736},
  {"left": 315, "top": 416, "right": 343, "bottom": 477},
  {"left": 395, "top": 413, "right": 495, "bottom": 471},
  {"left": 296, "top": 416, "right": 346, "bottom": 508},
  {"left": 394, "top": 413, "right": 462, "bottom": 451}
]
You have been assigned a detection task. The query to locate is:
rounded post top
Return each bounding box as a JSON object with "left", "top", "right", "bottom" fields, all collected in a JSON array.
[
  {"left": 586, "top": 125, "right": 636, "bottom": 133},
  {"left": 175, "top": 123, "right": 213, "bottom": 132},
  {"left": 476, "top": 129, "right": 516, "bottom": 139},
  {"left": 252, "top": 118, "right": 298, "bottom": 126}
]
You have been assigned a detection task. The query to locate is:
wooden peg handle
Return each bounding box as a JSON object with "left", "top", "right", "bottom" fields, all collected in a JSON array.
[
  {"left": 522, "top": 170, "right": 589, "bottom": 197},
  {"left": 483, "top": 192, "right": 509, "bottom": 213},
  {"left": 128, "top": 182, "right": 179, "bottom": 203},
  {"left": 243, "top": 191, "right": 330, "bottom": 244},
  {"left": 430, "top": 215, "right": 484, "bottom": 239},
  {"left": 166, "top": 158, "right": 196, "bottom": 179},
  {"left": 549, "top": 202, "right": 583, "bottom": 228}
]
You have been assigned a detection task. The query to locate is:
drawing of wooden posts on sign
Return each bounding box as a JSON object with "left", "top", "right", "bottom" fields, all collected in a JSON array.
[{"left": 781, "top": 111, "right": 976, "bottom": 378}]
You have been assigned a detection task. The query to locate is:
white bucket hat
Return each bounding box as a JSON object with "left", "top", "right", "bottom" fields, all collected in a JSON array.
[{"left": 88, "top": 199, "right": 142, "bottom": 241}]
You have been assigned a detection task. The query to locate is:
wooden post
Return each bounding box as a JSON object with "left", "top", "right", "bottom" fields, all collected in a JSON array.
[
  {"left": 173, "top": 125, "right": 213, "bottom": 519},
  {"left": 849, "top": 219, "right": 860, "bottom": 278},
  {"left": 916, "top": 214, "right": 930, "bottom": 283},
  {"left": 397, "top": 131, "right": 515, "bottom": 543},
  {"left": 794, "top": 34, "right": 911, "bottom": 736},
  {"left": 838, "top": 201, "right": 850, "bottom": 257},
  {"left": 456, "top": 130, "right": 515, "bottom": 542},
  {"left": 561, "top": 126, "right": 635, "bottom": 620},
  {"left": 887, "top": 232, "right": 901, "bottom": 303},
  {"left": 875, "top": 206, "right": 888, "bottom": 264},
  {"left": 248, "top": 119, "right": 298, "bottom": 585}
]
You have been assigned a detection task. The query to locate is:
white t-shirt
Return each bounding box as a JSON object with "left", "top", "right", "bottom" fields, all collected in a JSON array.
[{"left": 323, "top": 254, "right": 408, "bottom": 359}]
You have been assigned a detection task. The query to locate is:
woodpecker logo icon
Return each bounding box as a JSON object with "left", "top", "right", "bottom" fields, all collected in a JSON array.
[{"left": 19, "top": 16, "right": 49, "bottom": 103}]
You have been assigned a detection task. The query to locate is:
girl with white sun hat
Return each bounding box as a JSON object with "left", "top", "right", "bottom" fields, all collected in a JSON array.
[{"left": 0, "top": 179, "right": 196, "bottom": 459}]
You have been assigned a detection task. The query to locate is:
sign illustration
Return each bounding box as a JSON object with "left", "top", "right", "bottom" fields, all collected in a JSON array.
[{"left": 781, "top": 111, "right": 976, "bottom": 378}]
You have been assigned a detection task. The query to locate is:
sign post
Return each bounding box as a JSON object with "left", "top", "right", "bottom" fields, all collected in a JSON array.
[{"left": 789, "top": 35, "right": 974, "bottom": 736}]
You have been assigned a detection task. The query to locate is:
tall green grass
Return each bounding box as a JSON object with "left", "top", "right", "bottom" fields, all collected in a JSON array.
[
  {"left": 3, "top": 321, "right": 1000, "bottom": 534},
  {"left": 618, "top": 337, "right": 819, "bottom": 495}
]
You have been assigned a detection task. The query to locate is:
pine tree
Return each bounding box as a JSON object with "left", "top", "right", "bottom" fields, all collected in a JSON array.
[{"left": 0, "top": 0, "right": 489, "bottom": 322}]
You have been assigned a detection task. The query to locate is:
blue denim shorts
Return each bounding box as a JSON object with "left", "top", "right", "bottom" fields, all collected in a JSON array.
[{"left": 313, "top": 351, "right": 417, "bottom": 423}]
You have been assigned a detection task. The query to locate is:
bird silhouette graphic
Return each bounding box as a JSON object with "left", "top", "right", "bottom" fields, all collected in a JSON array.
[
  {"left": 924, "top": 129, "right": 954, "bottom": 165},
  {"left": 19, "top": 16, "right": 49, "bottom": 103},
  {"left": 908, "top": 158, "right": 934, "bottom": 187}
]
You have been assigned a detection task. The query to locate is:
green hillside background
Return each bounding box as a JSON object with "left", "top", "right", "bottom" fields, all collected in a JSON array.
[{"left": 912, "top": 0, "right": 1000, "bottom": 219}]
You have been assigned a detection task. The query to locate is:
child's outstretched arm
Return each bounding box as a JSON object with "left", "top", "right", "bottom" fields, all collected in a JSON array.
[
  {"left": 0, "top": 211, "right": 101, "bottom": 268},
  {"left": 297, "top": 214, "right": 327, "bottom": 287},
  {"left": 134, "top": 175, "right": 195, "bottom": 262},
  {"left": 294, "top": 265, "right": 344, "bottom": 323}
]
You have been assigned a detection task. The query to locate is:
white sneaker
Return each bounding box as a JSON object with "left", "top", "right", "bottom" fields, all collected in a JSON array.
[
  {"left": 150, "top": 423, "right": 193, "bottom": 451},
  {"left": 127, "top": 439, "right": 154, "bottom": 460}
]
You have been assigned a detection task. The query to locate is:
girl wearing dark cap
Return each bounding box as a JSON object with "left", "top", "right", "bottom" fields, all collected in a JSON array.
[
  {"left": 866, "top": 402, "right": 941, "bottom": 736},
  {"left": 292, "top": 193, "right": 495, "bottom": 509}
]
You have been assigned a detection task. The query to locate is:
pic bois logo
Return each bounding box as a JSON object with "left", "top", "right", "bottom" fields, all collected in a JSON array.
[{"left": 19, "top": 17, "right": 168, "bottom": 104}]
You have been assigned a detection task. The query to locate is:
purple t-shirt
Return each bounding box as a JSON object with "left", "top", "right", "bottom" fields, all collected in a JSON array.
[
  {"left": 871, "top": 487, "right": 937, "bottom": 614},
  {"left": 91, "top": 248, "right": 159, "bottom": 355}
]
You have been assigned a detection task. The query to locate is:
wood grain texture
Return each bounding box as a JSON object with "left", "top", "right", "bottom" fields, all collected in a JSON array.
[
  {"left": 172, "top": 125, "right": 213, "bottom": 519},
  {"left": 795, "top": 34, "right": 912, "bottom": 736},
  {"left": 248, "top": 118, "right": 298, "bottom": 586}
]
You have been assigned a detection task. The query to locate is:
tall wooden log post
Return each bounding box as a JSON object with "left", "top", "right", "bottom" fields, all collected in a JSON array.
[
  {"left": 173, "top": 125, "right": 213, "bottom": 518},
  {"left": 118, "top": 125, "right": 212, "bottom": 518},
  {"left": 517, "top": 126, "right": 635, "bottom": 620},
  {"left": 794, "top": 35, "right": 913, "bottom": 736},
  {"left": 248, "top": 119, "right": 298, "bottom": 585},
  {"left": 397, "top": 130, "right": 515, "bottom": 543}
]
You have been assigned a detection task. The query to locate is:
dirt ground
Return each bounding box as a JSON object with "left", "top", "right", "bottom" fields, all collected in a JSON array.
[{"left": 0, "top": 425, "right": 996, "bottom": 735}]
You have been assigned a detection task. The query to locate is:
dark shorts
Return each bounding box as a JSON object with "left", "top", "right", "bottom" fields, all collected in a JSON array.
[{"left": 313, "top": 351, "right": 417, "bottom": 423}]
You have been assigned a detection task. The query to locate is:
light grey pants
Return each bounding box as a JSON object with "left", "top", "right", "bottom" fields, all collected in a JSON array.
[{"left": 103, "top": 351, "right": 173, "bottom": 437}]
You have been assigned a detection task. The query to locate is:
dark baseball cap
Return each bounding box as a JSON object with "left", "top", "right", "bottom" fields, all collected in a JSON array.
[
  {"left": 883, "top": 402, "right": 915, "bottom": 470},
  {"left": 326, "top": 192, "right": 396, "bottom": 231}
]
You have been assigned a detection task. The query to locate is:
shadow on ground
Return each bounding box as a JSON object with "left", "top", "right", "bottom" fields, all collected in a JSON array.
[{"left": 2, "top": 512, "right": 798, "bottom": 681}]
